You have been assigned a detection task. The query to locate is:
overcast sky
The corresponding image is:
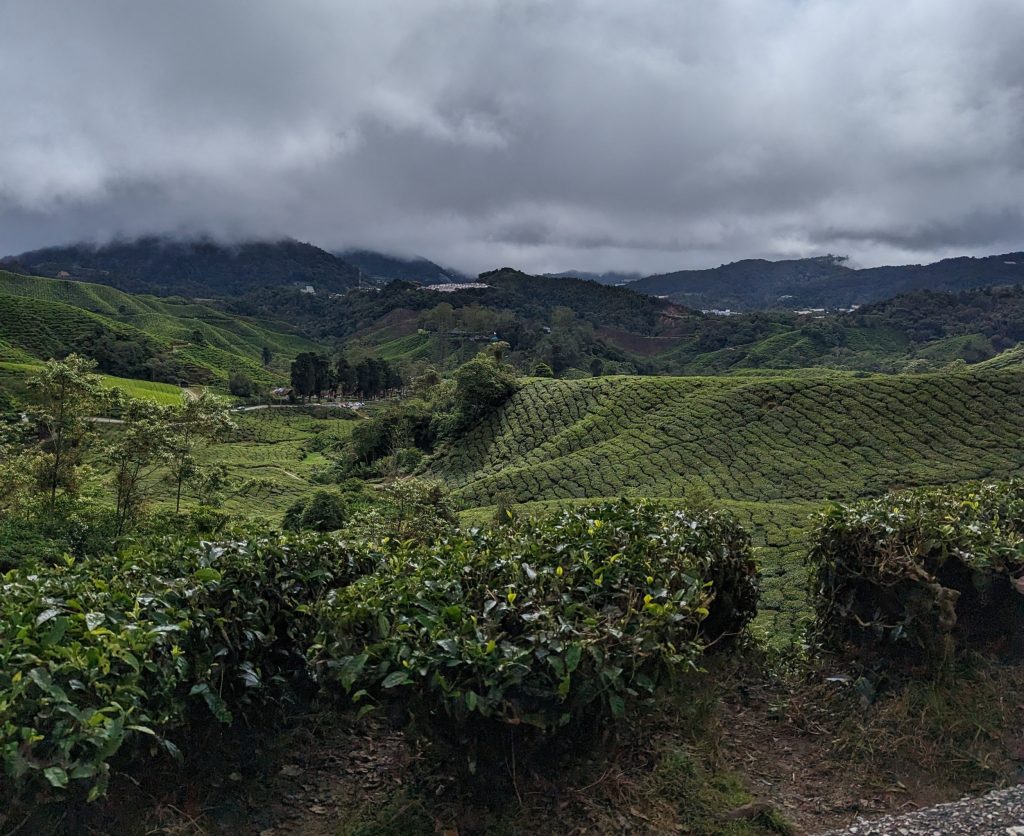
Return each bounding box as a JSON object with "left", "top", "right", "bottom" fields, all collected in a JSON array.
[{"left": 1, "top": 0, "right": 1023, "bottom": 275}]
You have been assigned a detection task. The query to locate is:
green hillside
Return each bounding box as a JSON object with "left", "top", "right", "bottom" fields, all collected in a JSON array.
[
  {"left": 0, "top": 269, "right": 322, "bottom": 387},
  {"left": 434, "top": 370, "right": 1024, "bottom": 504},
  {"left": 430, "top": 368, "right": 1024, "bottom": 640}
]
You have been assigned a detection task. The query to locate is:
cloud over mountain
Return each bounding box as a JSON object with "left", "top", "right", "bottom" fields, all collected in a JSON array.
[{"left": 2, "top": 0, "right": 1023, "bottom": 273}]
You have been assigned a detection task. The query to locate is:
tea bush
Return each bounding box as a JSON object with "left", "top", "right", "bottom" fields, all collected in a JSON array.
[
  {"left": 314, "top": 501, "right": 757, "bottom": 768},
  {"left": 0, "top": 533, "right": 380, "bottom": 801},
  {"left": 808, "top": 480, "right": 1024, "bottom": 662}
]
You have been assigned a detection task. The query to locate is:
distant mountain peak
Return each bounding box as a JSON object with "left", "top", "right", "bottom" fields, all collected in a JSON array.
[
  {"left": 336, "top": 248, "right": 468, "bottom": 285},
  {"left": 5, "top": 236, "right": 361, "bottom": 297}
]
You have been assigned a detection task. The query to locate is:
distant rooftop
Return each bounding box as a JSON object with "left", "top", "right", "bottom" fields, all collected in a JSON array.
[{"left": 422, "top": 282, "right": 490, "bottom": 293}]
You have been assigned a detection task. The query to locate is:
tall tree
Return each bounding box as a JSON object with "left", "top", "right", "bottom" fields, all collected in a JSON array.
[
  {"left": 290, "top": 352, "right": 331, "bottom": 401},
  {"left": 290, "top": 352, "right": 318, "bottom": 401},
  {"left": 27, "top": 354, "right": 107, "bottom": 506},
  {"left": 106, "top": 394, "right": 173, "bottom": 535},
  {"left": 261, "top": 345, "right": 273, "bottom": 368},
  {"left": 335, "top": 355, "right": 357, "bottom": 395},
  {"left": 313, "top": 354, "right": 332, "bottom": 400},
  {"left": 166, "top": 391, "right": 233, "bottom": 513}
]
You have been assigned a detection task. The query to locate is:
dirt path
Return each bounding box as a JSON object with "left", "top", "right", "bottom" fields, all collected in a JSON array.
[{"left": 817, "top": 786, "right": 1024, "bottom": 835}]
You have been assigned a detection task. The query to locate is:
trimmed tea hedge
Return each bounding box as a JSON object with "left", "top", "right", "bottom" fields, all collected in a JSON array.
[
  {"left": 2, "top": 501, "right": 759, "bottom": 799},
  {"left": 431, "top": 372, "right": 1024, "bottom": 508},
  {"left": 313, "top": 501, "right": 757, "bottom": 755},
  {"left": 808, "top": 481, "right": 1024, "bottom": 661},
  {"left": 0, "top": 535, "right": 379, "bottom": 800}
]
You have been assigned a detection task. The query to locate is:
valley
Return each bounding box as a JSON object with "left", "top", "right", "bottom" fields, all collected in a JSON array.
[{"left": 1, "top": 250, "right": 1023, "bottom": 835}]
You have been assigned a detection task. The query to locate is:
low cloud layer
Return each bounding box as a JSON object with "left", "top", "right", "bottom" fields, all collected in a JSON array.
[{"left": 2, "top": 0, "right": 1023, "bottom": 274}]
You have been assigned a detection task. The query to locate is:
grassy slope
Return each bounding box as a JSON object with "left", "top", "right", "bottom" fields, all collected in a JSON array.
[
  {"left": 198, "top": 410, "right": 358, "bottom": 516},
  {"left": 435, "top": 368, "right": 1024, "bottom": 640},
  {"left": 0, "top": 361, "right": 188, "bottom": 406},
  {"left": 0, "top": 270, "right": 321, "bottom": 385}
]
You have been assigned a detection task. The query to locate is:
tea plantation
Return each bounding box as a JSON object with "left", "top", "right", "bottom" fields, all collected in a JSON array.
[
  {"left": 434, "top": 367, "right": 1024, "bottom": 640},
  {"left": 0, "top": 270, "right": 320, "bottom": 386}
]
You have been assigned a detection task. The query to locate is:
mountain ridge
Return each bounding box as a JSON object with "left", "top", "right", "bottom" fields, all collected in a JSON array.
[
  {"left": 5, "top": 236, "right": 362, "bottom": 297},
  {"left": 628, "top": 252, "right": 1024, "bottom": 310}
]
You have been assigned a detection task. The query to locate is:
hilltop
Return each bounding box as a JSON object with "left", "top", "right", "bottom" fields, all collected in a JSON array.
[
  {"left": 5, "top": 236, "right": 361, "bottom": 297},
  {"left": 629, "top": 252, "right": 1024, "bottom": 311},
  {"left": 543, "top": 269, "right": 642, "bottom": 286},
  {"left": 228, "top": 267, "right": 694, "bottom": 375},
  {"left": 336, "top": 248, "right": 468, "bottom": 285},
  {"left": 230, "top": 268, "right": 1024, "bottom": 378}
]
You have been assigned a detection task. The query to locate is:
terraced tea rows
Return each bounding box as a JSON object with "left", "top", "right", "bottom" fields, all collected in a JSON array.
[
  {"left": 435, "top": 370, "right": 1024, "bottom": 506},
  {"left": 0, "top": 270, "right": 321, "bottom": 384},
  {"left": 435, "top": 369, "right": 1024, "bottom": 641}
]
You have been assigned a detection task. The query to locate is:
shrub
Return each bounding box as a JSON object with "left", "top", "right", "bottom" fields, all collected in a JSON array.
[
  {"left": 313, "top": 501, "right": 756, "bottom": 773},
  {"left": 343, "top": 478, "right": 458, "bottom": 544},
  {"left": 0, "top": 533, "right": 381, "bottom": 802},
  {"left": 228, "top": 371, "right": 255, "bottom": 397},
  {"left": 808, "top": 481, "right": 1024, "bottom": 664}
]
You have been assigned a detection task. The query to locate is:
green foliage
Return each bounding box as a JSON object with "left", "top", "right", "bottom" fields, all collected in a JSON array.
[
  {"left": 347, "top": 398, "right": 434, "bottom": 469},
  {"left": 531, "top": 361, "right": 553, "bottom": 377},
  {"left": 0, "top": 499, "right": 119, "bottom": 571},
  {"left": 27, "top": 355, "right": 108, "bottom": 505},
  {"left": 290, "top": 352, "right": 331, "bottom": 401},
  {"left": 314, "top": 501, "right": 756, "bottom": 772},
  {"left": 343, "top": 479, "right": 458, "bottom": 544},
  {"left": 451, "top": 355, "right": 518, "bottom": 427},
  {"left": 228, "top": 371, "right": 255, "bottom": 397},
  {"left": 0, "top": 269, "right": 322, "bottom": 387},
  {"left": 0, "top": 533, "right": 379, "bottom": 802},
  {"left": 105, "top": 394, "right": 174, "bottom": 535},
  {"left": 165, "top": 391, "right": 234, "bottom": 513},
  {"left": 433, "top": 371, "right": 1024, "bottom": 508},
  {"left": 434, "top": 368, "right": 1024, "bottom": 646},
  {"left": 282, "top": 483, "right": 371, "bottom": 533},
  {"left": 808, "top": 481, "right": 1024, "bottom": 663}
]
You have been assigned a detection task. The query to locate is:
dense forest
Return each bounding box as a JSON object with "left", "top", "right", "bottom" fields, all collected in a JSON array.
[{"left": 5, "top": 237, "right": 361, "bottom": 297}]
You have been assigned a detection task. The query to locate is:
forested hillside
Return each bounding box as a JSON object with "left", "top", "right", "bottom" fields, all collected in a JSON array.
[
  {"left": 630, "top": 252, "right": 1024, "bottom": 311},
  {"left": 5, "top": 237, "right": 361, "bottom": 297},
  {"left": 337, "top": 248, "right": 466, "bottom": 284},
  {"left": 232, "top": 270, "right": 1024, "bottom": 378}
]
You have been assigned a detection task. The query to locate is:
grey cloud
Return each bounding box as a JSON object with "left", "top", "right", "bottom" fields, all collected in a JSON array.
[{"left": 1, "top": 0, "right": 1023, "bottom": 275}]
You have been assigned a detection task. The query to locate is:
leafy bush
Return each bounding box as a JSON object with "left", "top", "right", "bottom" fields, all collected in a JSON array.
[
  {"left": 451, "top": 355, "right": 518, "bottom": 428},
  {"left": 228, "top": 371, "right": 255, "bottom": 397},
  {"left": 0, "top": 499, "right": 119, "bottom": 571},
  {"left": 808, "top": 481, "right": 1024, "bottom": 663},
  {"left": 0, "top": 533, "right": 380, "bottom": 802},
  {"left": 313, "top": 501, "right": 756, "bottom": 772},
  {"left": 342, "top": 478, "right": 458, "bottom": 544}
]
